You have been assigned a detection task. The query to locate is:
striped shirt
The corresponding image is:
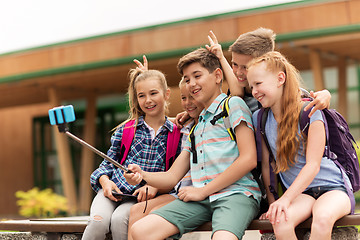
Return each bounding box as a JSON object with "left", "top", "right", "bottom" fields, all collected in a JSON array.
[
  {"left": 172, "top": 120, "right": 194, "bottom": 197},
  {"left": 90, "top": 116, "right": 180, "bottom": 194},
  {"left": 184, "top": 93, "right": 261, "bottom": 203}
]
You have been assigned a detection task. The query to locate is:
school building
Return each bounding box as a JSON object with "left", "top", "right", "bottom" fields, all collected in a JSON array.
[{"left": 1, "top": 0, "right": 360, "bottom": 216}]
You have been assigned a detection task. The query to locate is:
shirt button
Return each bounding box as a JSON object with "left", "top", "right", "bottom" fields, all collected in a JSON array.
[
  {"left": 200, "top": 134, "right": 203, "bottom": 137},
  {"left": 200, "top": 150, "right": 203, "bottom": 153},
  {"left": 204, "top": 182, "right": 207, "bottom": 185},
  {"left": 201, "top": 167, "right": 204, "bottom": 170},
  {"left": 145, "top": 160, "right": 149, "bottom": 164}
]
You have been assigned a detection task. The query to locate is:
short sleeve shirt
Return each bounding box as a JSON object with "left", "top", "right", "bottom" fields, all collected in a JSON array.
[
  {"left": 252, "top": 108, "right": 349, "bottom": 190},
  {"left": 184, "top": 93, "right": 261, "bottom": 203}
]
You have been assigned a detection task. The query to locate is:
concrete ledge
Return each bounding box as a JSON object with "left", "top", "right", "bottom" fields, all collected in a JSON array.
[
  {"left": 0, "top": 217, "right": 87, "bottom": 233},
  {"left": 0, "top": 232, "right": 109, "bottom": 240},
  {"left": 261, "top": 226, "right": 359, "bottom": 240},
  {"left": 195, "top": 214, "right": 360, "bottom": 231},
  {"left": 1, "top": 214, "right": 360, "bottom": 239},
  {"left": 0, "top": 232, "right": 47, "bottom": 240}
]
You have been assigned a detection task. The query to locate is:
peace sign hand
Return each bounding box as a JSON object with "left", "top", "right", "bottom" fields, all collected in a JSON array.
[
  {"left": 205, "top": 30, "right": 224, "bottom": 60},
  {"left": 133, "top": 55, "right": 148, "bottom": 72}
]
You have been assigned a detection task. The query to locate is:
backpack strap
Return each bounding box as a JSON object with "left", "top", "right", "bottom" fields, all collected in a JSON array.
[
  {"left": 223, "top": 97, "right": 236, "bottom": 141},
  {"left": 120, "top": 120, "right": 136, "bottom": 165},
  {"left": 257, "top": 108, "right": 280, "bottom": 199},
  {"left": 165, "top": 123, "right": 181, "bottom": 170},
  {"left": 210, "top": 96, "right": 236, "bottom": 141},
  {"left": 189, "top": 95, "right": 229, "bottom": 163},
  {"left": 190, "top": 95, "right": 232, "bottom": 164},
  {"left": 299, "top": 102, "right": 333, "bottom": 158},
  {"left": 120, "top": 120, "right": 180, "bottom": 171},
  {"left": 189, "top": 124, "right": 197, "bottom": 164}
]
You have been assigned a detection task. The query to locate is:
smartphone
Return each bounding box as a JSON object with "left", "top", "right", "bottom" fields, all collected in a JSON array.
[{"left": 111, "top": 191, "right": 138, "bottom": 202}]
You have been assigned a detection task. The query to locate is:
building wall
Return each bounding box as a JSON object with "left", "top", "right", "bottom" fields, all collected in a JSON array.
[
  {"left": 0, "top": 103, "right": 50, "bottom": 216},
  {"left": 1, "top": 0, "right": 360, "bottom": 216}
]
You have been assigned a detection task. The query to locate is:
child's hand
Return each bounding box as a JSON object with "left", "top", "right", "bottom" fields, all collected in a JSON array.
[
  {"left": 304, "top": 90, "right": 331, "bottom": 117},
  {"left": 266, "top": 196, "right": 290, "bottom": 225},
  {"left": 124, "top": 164, "right": 144, "bottom": 185},
  {"left": 134, "top": 185, "right": 158, "bottom": 202},
  {"left": 177, "top": 186, "right": 207, "bottom": 202},
  {"left": 133, "top": 55, "right": 148, "bottom": 72},
  {"left": 205, "top": 31, "right": 225, "bottom": 60},
  {"left": 175, "top": 111, "right": 190, "bottom": 128},
  {"left": 259, "top": 213, "right": 268, "bottom": 220},
  {"left": 99, "top": 176, "right": 122, "bottom": 202}
]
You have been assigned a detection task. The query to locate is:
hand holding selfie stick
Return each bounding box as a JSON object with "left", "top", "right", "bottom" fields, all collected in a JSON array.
[{"left": 48, "top": 105, "right": 147, "bottom": 187}]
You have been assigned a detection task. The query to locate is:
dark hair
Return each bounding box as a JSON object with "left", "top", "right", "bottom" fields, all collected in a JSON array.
[{"left": 177, "top": 48, "right": 221, "bottom": 75}]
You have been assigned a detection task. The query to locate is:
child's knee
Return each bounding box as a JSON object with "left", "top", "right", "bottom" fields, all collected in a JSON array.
[
  {"left": 111, "top": 212, "right": 129, "bottom": 226},
  {"left": 92, "top": 215, "right": 103, "bottom": 221},
  {"left": 311, "top": 214, "right": 334, "bottom": 232},
  {"left": 87, "top": 215, "right": 109, "bottom": 233},
  {"left": 273, "top": 221, "right": 295, "bottom": 237},
  {"left": 131, "top": 221, "right": 146, "bottom": 240}
]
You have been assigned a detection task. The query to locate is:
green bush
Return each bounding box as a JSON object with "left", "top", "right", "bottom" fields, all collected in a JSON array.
[{"left": 15, "top": 187, "right": 68, "bottom": 218}]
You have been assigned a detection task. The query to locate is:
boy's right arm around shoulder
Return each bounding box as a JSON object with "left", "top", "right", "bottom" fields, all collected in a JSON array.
[
  {"left": 219, "top": 56, "right": 245, "bottom": 97},
  {"left": 125, "top": 150, "right": 191, "bottom": 189},
  {"left": 206, "top": 31, "right": 244, "bottom": 98}
]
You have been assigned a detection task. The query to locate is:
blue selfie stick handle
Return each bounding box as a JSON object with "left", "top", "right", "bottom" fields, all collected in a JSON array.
[{"left": 48, "top": 105, "right": 147, "bottom": 186}]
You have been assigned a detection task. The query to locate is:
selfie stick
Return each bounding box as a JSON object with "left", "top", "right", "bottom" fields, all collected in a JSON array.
[{"left": 48, "top": 105, "right": 146, "bottom": 186}]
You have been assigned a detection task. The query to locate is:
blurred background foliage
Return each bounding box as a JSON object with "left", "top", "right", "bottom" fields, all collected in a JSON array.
[{"left": 16, "top": 187, "right": 68, "bottom": 218}]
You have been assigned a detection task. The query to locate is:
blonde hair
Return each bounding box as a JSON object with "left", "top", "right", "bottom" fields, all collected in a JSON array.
[
  {"left": 248, "top": 51, "right": 303, "bottom": 173},
  {"left": 229, "top": 28, "right": 276, "bottom": 58},
  {"left": 178, "top": 77, "right": 185, "bottom": 88},
  {"left": 115, "top": 68, "right": 169, "bottom": 130}
]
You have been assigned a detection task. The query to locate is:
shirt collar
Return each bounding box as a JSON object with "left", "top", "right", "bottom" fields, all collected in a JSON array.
[
  {"left": 136, "top": 116, "right": 146, "bottom": 127},
  {"left": 181, "top": 119, "right": 195, "bottom": 134},
  {"left": 163, "top": 117, "right": 175, "bottom": 132},
  {"left": 136, "top": 116, "right": 174, "bottom": 132},
  {"left": 200, "top": 93, "right": 227, "bottom": 117}
]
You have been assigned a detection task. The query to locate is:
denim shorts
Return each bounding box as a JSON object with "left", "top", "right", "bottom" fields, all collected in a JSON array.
[{"left": 303, "top": 186, "right": 347, "bottom": 199}]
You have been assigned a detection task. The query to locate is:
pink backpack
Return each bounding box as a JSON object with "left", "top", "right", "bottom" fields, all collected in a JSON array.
[{"left": 119, "top": 119, "right": 181, "bottom": 170}]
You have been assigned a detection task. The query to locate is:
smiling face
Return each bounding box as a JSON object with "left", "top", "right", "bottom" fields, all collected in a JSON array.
[
  {"left": 180, "top": 84, "right": 203, "bottom": 121},
  {"left": 182, "top": 62, "right": 222, "bottom": 109},
  {"left": 135, "top": 77, "right": 169, "bottom": 120},
  {"left": 247, "top": 62, "right": 284, "bottom": 109},
  {"left": 231, "top": 52, "right": 253, "bottom": 89}
]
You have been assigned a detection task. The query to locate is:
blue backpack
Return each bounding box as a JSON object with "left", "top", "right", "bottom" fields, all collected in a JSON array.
[{"left": 256, "top": 102, "right": 360, "bottom": 214}]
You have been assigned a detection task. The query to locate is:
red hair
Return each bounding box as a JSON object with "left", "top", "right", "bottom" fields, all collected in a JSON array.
[{"left": 248, "top": 51, "right": 304, "bottom": 173}]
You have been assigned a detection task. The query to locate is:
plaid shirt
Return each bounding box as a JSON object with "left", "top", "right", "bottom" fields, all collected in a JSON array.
[{"left": 90, "top": 116, "right": 180, "bottom": 194}]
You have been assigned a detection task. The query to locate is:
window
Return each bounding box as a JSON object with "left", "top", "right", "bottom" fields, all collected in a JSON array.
[{"left": 33, "top": 106, "right": 128, "bottom": 195}]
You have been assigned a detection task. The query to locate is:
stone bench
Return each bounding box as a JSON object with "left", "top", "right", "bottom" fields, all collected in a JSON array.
[{"left": 0, "top": 214, "right": 359, "bottom": 239}]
